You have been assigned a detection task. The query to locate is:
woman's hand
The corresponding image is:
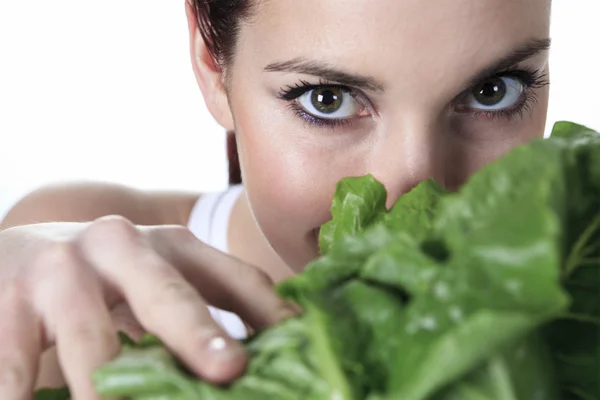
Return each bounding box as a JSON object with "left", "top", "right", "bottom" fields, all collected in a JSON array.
[{"left": 0, "top": 216, "right": 296, "bottom": 399}]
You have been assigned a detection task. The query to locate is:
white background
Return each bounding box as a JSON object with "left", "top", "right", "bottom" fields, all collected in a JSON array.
[{"left": 0, "top": 1, "right": 599, "bottom": 218}]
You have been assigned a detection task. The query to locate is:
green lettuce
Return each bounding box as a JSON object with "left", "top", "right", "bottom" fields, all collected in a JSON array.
[{"left": 35, "top": 121, "right": 600, "bottom": 400}]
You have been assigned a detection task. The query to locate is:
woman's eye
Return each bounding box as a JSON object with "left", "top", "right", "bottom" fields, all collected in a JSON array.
[
  {"left": 464, "top": 76, "right": 525, "bottom": 111},
  {"left": 297, "top": 87, "right": 367, "bottom": 119}
]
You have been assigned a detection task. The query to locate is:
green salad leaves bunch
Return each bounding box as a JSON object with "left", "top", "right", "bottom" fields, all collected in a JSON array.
[{"left": 36, "top": 121, "right": 600, "bottom": 400}]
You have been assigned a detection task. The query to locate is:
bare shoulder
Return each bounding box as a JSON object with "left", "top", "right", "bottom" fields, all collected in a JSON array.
[{"left": 0, "top": 181, "right": 201, "bottom": 229}]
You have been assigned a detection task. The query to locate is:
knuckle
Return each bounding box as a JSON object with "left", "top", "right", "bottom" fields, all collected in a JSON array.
[
  {"left": 142, "top": 279, "right": 200, "bottom": 326},
  {"left": 155, "top": 279, "right": 199, "bottom": 305},
  {"left": 67, "top": 323, "right": 118, "bottom": 349},
  {"left": 83, "top": 215, "right": 137, "bottom": 245},
  {"left": 78, "top": 216, "right": 141, "bottom": 258}
]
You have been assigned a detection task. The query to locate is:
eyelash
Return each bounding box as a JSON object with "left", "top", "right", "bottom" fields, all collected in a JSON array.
[
  {"left": 460, "top": 68, "right": 550, "bottom": 121},
  {"left": 277, "top": 68, "right": 550, "bottom": 128},
  {"left": 277, "top": 80, "right": 360, "bottom": 129}
]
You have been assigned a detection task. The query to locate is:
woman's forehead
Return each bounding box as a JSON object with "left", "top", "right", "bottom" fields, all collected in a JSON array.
[
  {"left": 241, "top": 0, "right": 551, "bottom": 75},
  {"left": 251, "top": 0, "right": 550, "bottom": 33}
]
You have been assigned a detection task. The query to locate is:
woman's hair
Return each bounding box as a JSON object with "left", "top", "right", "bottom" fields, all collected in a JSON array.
[
  {"left": 226, "top": 131, "right": 242, "bottom": 185},
  {"left": 192, "top": 0, "right": 256, "bottom": 185}
]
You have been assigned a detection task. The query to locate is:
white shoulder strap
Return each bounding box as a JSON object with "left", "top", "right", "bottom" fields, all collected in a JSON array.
[
  {"left": 187, "top": 190, "right": 223, "bottom": 246},
  {"left": 209, "top": 184, "right": 244, "bottom": 253},
  {"left": 187, "top": 185, "right": 248, "bottom": 340}
]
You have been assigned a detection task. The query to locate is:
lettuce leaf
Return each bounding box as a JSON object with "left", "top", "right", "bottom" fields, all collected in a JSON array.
[{"left": 35, "top": 121, "right": 600, "bottom": 400}]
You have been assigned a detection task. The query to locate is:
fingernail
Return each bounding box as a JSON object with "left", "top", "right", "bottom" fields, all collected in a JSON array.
[
  {"left": 205, "top": 335, "right": 244, "bottom": 361},
  {"left": 195, "top": 335, "right": 247, "bottom": 383},
  {"left": 207, "top": 336, "right": 227, "bottom": 351}
]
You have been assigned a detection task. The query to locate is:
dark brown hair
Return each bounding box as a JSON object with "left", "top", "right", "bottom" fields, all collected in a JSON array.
[{"left": 192, "top": 0, "right": 255, "bottom": 185}]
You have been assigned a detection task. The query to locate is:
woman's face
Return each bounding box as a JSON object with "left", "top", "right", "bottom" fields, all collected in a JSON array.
[{"left": 219, "top": 0, "right": 551, "bottom": 271}]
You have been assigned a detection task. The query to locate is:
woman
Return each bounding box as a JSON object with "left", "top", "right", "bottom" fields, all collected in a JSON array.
[{"left": 0, "top": 0, "right": 552, "bottom": 398}]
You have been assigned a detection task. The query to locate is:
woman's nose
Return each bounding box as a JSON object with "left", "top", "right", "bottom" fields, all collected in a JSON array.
[{"left": 369, "top": 118, "right": 445, "bottom": 209}]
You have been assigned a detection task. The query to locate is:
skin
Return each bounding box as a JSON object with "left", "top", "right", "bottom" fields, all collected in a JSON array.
[
  {"left": 190, "top": 0, "right": 551, "bottom": 276},
  {"left": 0, "top": 0, "right": 552, "bottom": 398}
]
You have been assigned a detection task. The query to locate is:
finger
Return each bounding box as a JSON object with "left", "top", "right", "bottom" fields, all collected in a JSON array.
[
  {"left": 81, "top": 228, "right": 248, "bottom": 384},
  {"left": 33, "top": 246, "right": 120, "bottom": 400},
  {"left": 150, "top": 228, "right": 298, "bottom": 330},
  {"left": 0, "top": 279, "right": 41, "bottom": 400}
]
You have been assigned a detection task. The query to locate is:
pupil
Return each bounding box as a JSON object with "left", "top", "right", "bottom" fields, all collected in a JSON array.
[
  {"left": 318, "top": 91, "right": 337, "bottom": 105},
  {"left": 311, "top": 88, "right": 343, "bottom": 114},
  {"left": 475, "top": 77, "right": 506, "bottom": 106}
]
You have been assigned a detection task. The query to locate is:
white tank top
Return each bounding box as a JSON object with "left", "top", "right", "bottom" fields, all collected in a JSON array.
[{"left": 187, "top": 185, "right": 248, "bottom": 340}]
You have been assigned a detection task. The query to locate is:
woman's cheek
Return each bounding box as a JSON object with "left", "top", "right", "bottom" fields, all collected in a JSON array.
[
  {"left": 234, "top": 107, "right": 373, "bottom": 268},
  {"left": 246, "top": 142, "right": 333, "bottom": 224},
  {"left": 232, "top": 112, "right": 328, "bottom": 266}
]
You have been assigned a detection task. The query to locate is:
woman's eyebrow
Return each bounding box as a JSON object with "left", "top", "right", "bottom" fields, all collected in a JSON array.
[
  {"left": 464, "top": 37, "right": 552, "bottom": 88},
  {"left": 264, "top": 38, "right": 550, "bottom": 93},
  {"left": 264, "top": 58, "right": 385, "bottom": 92}
]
